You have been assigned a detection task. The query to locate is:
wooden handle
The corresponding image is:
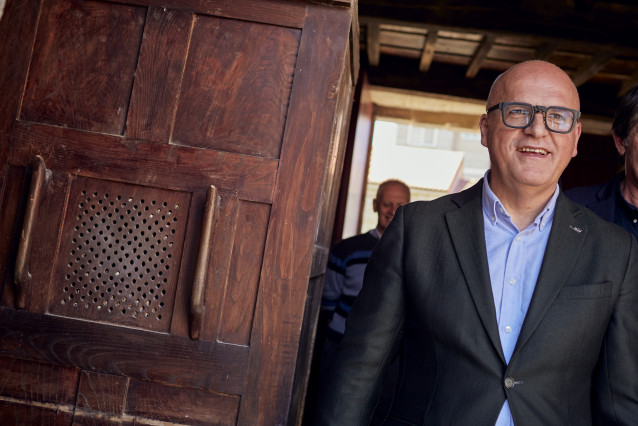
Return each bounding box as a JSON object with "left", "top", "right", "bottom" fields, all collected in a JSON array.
[
  {"left": 14, "top": 155, "right": 49, "bottom": 309},
  {"left": 190, "top": 185, "right": 218, "bottom": 340}
]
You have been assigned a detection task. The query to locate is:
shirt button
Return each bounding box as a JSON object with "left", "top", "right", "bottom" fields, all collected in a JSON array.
[
  {"left": 509, "top": 277, "right": 516, "bottom": 286},
  {"left": 504, "top": 377, "right": 515, "bottom": 388},
  {"left": 634, "top": 219, "right": 637, "bottom": 224},
  {"left": 515, "top": 236, "right": 522, "bottom": 242},
  {"left": 505, "top": 325, "right": 512, "bottom": 333}
]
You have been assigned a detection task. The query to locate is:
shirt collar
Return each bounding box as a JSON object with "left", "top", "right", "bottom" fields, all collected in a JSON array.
[
  {"left": 481, "top": 170, "right": 559, "bottom": 232},
  {"left": 370, "top": 228, "right": 382, "bottom": 240}
]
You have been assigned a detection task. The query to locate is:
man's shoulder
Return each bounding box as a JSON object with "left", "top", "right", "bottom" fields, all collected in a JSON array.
[
  {"left": 561, "top": 193, "right": 631, "bottom": 241},
  {"left": 331, "top": 231, "right": 378, "bottom": 255},
  {"left": 563, "top": 174, "right": 621, "bottom": 205}
]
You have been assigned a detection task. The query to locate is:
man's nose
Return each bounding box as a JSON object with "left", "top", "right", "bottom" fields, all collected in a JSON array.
[{"left": 524, "top": 111, "right": 548, "bottom": 136}]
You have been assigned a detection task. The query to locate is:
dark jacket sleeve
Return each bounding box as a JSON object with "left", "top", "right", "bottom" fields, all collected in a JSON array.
[{"left": 315, "top": 205, "right": 407, "bottom": 426}]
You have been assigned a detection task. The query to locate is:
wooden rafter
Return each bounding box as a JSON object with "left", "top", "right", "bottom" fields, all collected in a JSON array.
[
  {"left": 571, "top": 47, "right": 617, "bottom": 87},
  {"left": 419, "top": 29, "right": 438, "bottom": 72},
  {"left": 466, "top": 33, "right": 494, "bottom": 78},
  {"left": 367, "top": 21, "right": 380, "bottom": 66}
]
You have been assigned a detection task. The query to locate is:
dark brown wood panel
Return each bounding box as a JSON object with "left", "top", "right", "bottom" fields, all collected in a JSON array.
[
  {"left": 218, "top": 200, "right": 270, "bottom": 345},
  {"left": 171, "top": 15, "right": 300, "bottom": 158},
  {"left": 126, "top": 379, "right": 240, "bottom": 424},
  {"left": 197, "top": 195, "right": 238, "bottom": 342},
  {"left": 0, "top": 402, "right": 74, "bottom": 426},
  {"left": 0, "top": 0, "right": 40, "bottom": 158},
  {"left": 0, "top": 356, "right": 79, "bottom": 404},
  {"left": 20, "top": 0, "right": 146, "bottom": 135},
  {"left": 8, "top": 122, "right": 278, "bottom": 203},
  {"left": 126, "top": 8, "right": 193, "bottom": 142},
  {"left": 107, "top": 0, "right": 307, "bottom": 29},
  {"left": 0, "top": 308, "right": 248, "bottom": 395},
  {"left": 238, "top": 5, "right": 354, "bottom": 424},
  {"left": 76, "top": 371, "right": 128, "bottom": 415}
]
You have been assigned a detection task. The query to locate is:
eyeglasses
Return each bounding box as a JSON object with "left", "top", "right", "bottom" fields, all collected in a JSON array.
[{"left": 487, "top": 102, "right": 581, "bottom": 134}]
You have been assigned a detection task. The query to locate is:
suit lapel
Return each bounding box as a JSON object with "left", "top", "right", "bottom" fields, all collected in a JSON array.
[
  {"left": 513, "top": 194, "right": 587, "bottom": 354},
  {"left": 446, "top": 181, "right": 506, "bottom": 363}
]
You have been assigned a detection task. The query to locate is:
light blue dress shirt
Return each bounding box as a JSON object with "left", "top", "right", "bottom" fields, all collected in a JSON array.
[{"left": 482, "top": 175, "right": 559, "bottom": 426}]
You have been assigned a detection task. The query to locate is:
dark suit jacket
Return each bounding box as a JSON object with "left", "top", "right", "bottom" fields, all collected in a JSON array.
[
  {"left": 316, "top": 179, "right": 638, "bottom": 425},
  {"left": 564, "top": 172, "right": 623, "bottom": 223}
]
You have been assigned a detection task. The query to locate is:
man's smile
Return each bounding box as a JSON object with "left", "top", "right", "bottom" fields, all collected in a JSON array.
[{"left": 518, "top": 147, "right": 548, "bottom": 155}]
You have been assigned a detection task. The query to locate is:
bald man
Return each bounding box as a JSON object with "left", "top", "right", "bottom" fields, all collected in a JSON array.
[{"left": 315, "top": 61, "right": 638, "bottom": 425}]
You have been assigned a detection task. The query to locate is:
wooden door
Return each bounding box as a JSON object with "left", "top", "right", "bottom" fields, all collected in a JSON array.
[{"left": 0, "top": 0, "right": 357, "bottom": 424}]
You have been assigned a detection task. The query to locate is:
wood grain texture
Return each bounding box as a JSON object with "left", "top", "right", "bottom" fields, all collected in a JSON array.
[
  {"left": 237, "top": 4, "right": 354, "bottom": 424},
  {"left": 171, "top": 15, "right": 300, "bottom": 158},
  {"left": 0, "top": 401, "right": 74, "bottom": 425},
  {"left": 76, "top": 370, "right": 128, "bottom": 415},
  {"left": 8, "top": 122, "right": 278, "bottom": 204},
  {"left": 105, "top": 0, "right": 307, "bottom": 29},
  {"left": 20, "top": 0, "right": 146, "bottom": 135},
  {"left": 218, "top": 200, "right": 270, "bottom": 345},
  {"left": 126, "top": 8, "right": 193, "bottom": 142},
  {"left": 0, "top": 356, "right": 79, "bottom": 404},
  {"left": 0, "top": 0, "right": 40, "bottom": 163},
  {"left": 0, "top": 307, "right": 248, "bottom": 396},
  {"left": 126, "top": 379, "right": 239, "bottom": 424}
]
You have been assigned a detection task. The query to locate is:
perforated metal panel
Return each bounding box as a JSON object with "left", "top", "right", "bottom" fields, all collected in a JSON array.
[{"left": 49, "top": 176, "right": 191, "bottom": 331}]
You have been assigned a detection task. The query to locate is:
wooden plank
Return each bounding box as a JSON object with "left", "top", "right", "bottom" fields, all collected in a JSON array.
[
  {"left": 535, "top": 41, "right": 558, "bottom": 60},
  {"left": 0, "top": 307, "right": 248, "bottom": 395},
  {"left": 419, "top": 30, "right": 438, "bottom": 72},
  {"left": 126, "top": 379, "right": 239, "bottom": 424},
  {"left": 380, "top": 30, "right": 425, "bottom": 50},
  {"left": 572, "top": 47, "right": 618, "bottom": 87},
  {"left": 20, "top": 0, "right": 146, "bottom": 135},
  {"left": 8, "top": 122, "right": 278, "bottom": 204},
  {"left": 76, "top": 371, "right": 128, "bottom": 415},
  {"left": 619, "top": 70, "right": 638, "bottom": 97},
  {"left": 0, "top": 356, "right": 79, "bottom": 404},
  {"left": 197, "top": 196, "right": 239, "bottom": 342},
  {"left": 0, "top": 401, "right": 74, "bottom": 425},
  {"left": 218, "top": 201, "right": 270, "bottom": 345},
  {"left": 126, "top": 8, "right": 193, "bottom": 142},
  {"left": 237, "top": 3, "right": 354, "bottom": 424},
  {"left": 367, "top": 22, "right": 380, "bottom": 66},
  {"left": 171, "top": 15, "right": 301, "bottom": 159},
  {"left": 107, "top": 0, "right": 307, "bottom": 29},
  {"left": 466, "top": 33, "right": 495, "bottom": 78},
  {"left": 0, "top": 0, "right": 40, "bottom": 148}
]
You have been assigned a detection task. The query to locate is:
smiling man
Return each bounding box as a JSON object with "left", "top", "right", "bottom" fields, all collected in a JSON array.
[{"left": 315, "top": 61, "right": 638, "bottom": 425}]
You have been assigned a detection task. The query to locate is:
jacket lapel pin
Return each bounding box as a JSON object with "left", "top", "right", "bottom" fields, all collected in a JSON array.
[{"left": 569, "top": 225, "right": 582, "bottom": 233}]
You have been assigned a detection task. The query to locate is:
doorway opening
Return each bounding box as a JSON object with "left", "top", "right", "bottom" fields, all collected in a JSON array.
[{"left": 341, "top": 87, "right": 491, "bottom": 239}]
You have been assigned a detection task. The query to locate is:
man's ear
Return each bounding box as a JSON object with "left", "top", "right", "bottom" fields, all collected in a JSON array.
[
  {"left": 613, "top": 131, "right": 626, "bottom": 156},
  {"left": 479, "top": 114, "right": 489, "bottom": 148},
  {"left": 372, "top": 198, "right": 379, "bottom": 213}
]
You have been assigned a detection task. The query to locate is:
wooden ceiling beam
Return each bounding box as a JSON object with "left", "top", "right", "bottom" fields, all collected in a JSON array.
[
  {"left": 571, "top": 47, "right": 617, "bottom": 87},
  {"left": 619, "top": 71, "right": 638, "bottom": 97},
  {"left": 367, "top": 21, "right": 380, "bottom": 66},
  {"left": 419, "top": 30, "right": 438, "bottom": 72},
  {"left": 466, "top": 33, "right": 494, "bottom": 78},
  {"left": 534, "top": 41, "right": 558, "bottom": 60}
]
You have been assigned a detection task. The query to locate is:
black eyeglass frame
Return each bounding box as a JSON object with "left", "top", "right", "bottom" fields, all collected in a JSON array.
[{"left": 486, "top": 102, "right": 581, "bottom": 134}]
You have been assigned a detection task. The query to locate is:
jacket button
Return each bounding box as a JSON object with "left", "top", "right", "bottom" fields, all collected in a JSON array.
[{"left": 504, "top": 377, "right": 515, "bottom": 389}]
